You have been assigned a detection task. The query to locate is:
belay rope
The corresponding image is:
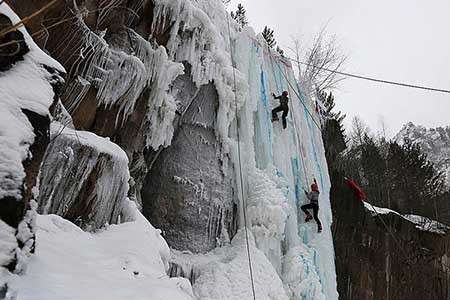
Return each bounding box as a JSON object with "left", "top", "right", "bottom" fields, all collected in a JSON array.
[
  {"left": 268, "top": 47, "right": 310, "bottom": 186},
  {"left": 226, "top": 14, "right": 257, "bottom": 300}
]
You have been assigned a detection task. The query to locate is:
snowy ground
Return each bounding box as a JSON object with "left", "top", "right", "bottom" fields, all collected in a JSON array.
[
  {"left": 9, "top": 203, "right": 194, "bottom": 300},
  {"left": 171, "top": 231, "right": 289, "bottom": 300}
]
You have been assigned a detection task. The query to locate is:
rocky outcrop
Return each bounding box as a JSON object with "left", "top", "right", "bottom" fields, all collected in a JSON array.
[
  {"left": 6, "top": 0, "right": 239, "bottom": 252},
  {"left": 142, "top": 66, "right": 237, "bottom": 252},
  {"left": 332, "top": 179, "right": 450, "bottom": 300},
  {"left": 0, "top": 3, "right": 65, "bottom": 295},
  {"left": 37, "top": 124, "right": 130, "bottom": 230}
]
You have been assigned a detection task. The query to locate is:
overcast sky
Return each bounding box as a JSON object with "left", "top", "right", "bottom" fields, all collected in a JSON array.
[{"left": 228, "top": 0, "right": 450, "bottom": 136}]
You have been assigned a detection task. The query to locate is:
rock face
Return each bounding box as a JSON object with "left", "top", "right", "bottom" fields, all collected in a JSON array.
[
  {"left": 395, "top": 122, "right": 450, "bottom": 185},
  {"left": 332, "top": 179, "right": 450, "bottom": 300},
  {"left": 143, "top": 68, "right": 237, "bottom": 252},
  {"left": 6, "top": 0, "right": 239, "bottom": 252},
  {"left": 37, "top": 124, "right": 130, "bottom": 230}
]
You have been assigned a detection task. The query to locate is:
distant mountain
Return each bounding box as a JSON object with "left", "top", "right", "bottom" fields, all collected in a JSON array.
[{"left": 394, "top": 122, "right": 450, "bottom": 184}]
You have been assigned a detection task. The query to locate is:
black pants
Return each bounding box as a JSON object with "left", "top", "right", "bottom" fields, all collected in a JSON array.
[
  {"left": 272, "top": 105, "right": 289, "bottom": 128},
  {"left": 301, "top": 203, "right": 322, "bottom": 226}
]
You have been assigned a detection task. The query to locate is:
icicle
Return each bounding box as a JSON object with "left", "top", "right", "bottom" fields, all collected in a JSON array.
[{"left": 38, "top": 123, "right": 130, "bottom": 230}]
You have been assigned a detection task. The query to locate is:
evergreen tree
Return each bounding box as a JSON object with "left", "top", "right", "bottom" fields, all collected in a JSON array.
[
  {"left": 386, "top": 139, "right": 446, "bottom": 213},
  {"left": 231, "top": 4, "right": 248, "bottom": 28},
  {"left": 318, "top": 89, "right": 345, "bottom": 125},
  {"left": 262, "top": 26, "right": 276, "bottom": 48},
  {"left": 276, "top": 46, "right": 284, "bottom": 56}
]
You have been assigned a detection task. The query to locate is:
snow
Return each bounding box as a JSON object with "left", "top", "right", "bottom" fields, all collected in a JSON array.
[
  {"left": 171, "top": 230, "right": 289, "bottom": 300},
  {"left": 363, "top": 201, "right": 400, "bottom": 216},
  {"left": 10, "top": 202, "right": 194, "bottom": 300},
  {"left": 0, "top": 220, "right": 17, "bottom": 268},
  {"left": 0, "top": 3, "right": 64, "bottom": 201}
]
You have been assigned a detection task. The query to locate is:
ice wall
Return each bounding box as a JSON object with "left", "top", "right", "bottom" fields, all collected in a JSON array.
[
  {"left": 150, "top": 1, "right": 338, "bottom": 298},
  {"left": 231, "top": 29, "right": 337, "bottom": 300}
]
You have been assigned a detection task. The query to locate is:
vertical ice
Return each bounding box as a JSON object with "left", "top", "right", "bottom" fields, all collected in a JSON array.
[
  {"left": 149, "top": 1, "right": 339, "bottom": 298},
  {"left": 231, "top": 28, "right": 338, "bottom": 299}
]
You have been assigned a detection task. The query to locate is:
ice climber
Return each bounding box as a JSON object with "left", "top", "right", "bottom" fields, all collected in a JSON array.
[
  {"left": 271, "top": 91, "right": 289, "bottom": 129},
  {"left": 301, "top": 179, "right": 323, "bottom": 233}
]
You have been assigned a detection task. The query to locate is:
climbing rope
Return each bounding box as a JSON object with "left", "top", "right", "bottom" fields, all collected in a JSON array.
[
  {"left": 286, "top": 56, "right": 450, "bottom": 94},
  {"left": 269, "top": 48, "right": 422, "bottom": 263},
  {"left": 267, "top": 48, "right": 317, "bottom": 183},
  {"left": 269, "top": 52, "right": 322, "bottom": 131},
  {"left": 226, "top": 14, "right": 257, "bottom": 300},
  {"left": 278, "top": 59, "right": 310, "bottom": 182}
]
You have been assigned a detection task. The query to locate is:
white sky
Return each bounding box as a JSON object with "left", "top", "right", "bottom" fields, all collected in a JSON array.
[{"left": 228, "top": 0, "right": 450, "bottom": 136}]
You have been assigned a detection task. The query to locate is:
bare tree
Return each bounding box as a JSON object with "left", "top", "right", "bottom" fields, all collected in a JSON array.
[
  {"left": 288, "top": 27, "right": 347, "bottom": 92},
  {"left": 350, "top": 116, "right": 370, "bottom": 148}
]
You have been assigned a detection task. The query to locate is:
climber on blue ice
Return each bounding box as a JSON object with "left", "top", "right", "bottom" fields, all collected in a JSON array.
[
  {"left": 271, "top": 90, "right": 289, "bottom": 129},
  {"left": 301, "top": 179, "right": 323, "bottom": 233}
]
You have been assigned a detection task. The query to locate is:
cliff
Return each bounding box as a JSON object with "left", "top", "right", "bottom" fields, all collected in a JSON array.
[
  {"left": 2, "top": 1, "right": 338, "bottom": 299},
  {"left": 332, "top": 178, "right": 450, "bottom": 300}
]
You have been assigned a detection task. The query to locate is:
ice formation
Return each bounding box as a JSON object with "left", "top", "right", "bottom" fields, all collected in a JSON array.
[
  {"left": 38, "top": 123, "right": 130, "bottom": 230},
  {"left": 148, "top": 1, "right": 339, "bottom": 299},
  {"left": 2, "top": 0, "right": 341, "bottom": 298}
]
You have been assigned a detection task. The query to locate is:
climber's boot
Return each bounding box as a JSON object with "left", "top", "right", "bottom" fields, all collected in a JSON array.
[{"left": 305, "top": 213, "right": 313, "bottom": 223}]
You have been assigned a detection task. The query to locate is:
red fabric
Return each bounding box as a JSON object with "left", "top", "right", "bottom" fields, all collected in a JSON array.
[{"left": 345, "top": 178, "right": 367, "bottom": 201}]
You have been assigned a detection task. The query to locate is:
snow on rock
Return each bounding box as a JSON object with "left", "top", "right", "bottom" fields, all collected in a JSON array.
[
  {"left": 37, "top": 122, "right": 130, "bottom": 230},
  {"left": 9, "top": 203, "right": 194, "bottom": 300},
  {"left": 171, "top": 230, "right": 289, "bottom": 300},
  {"left": 0, "top": 3, "right": 64, "bottom": 297},
  {"left": 402, "top": 214, "right": 450, "bottom": 235},
  {"left": 0, "top": 3, "right": 64, "bottom": 201},
  {"left": 364, "top": 201, "right": 450, "bottom": 235},
  {"left": 363, "top": 201, "right": 400, "bottom": 216}
]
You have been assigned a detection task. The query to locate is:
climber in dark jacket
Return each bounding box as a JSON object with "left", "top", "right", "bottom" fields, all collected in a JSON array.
[
  {"left": 301, "top": 179, "right": 322, "bottom": 233},
  {"left": 272, "top": 91, "right": 289, "bottom": 129}
]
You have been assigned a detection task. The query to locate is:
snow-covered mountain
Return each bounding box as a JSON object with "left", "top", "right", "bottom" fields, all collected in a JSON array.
[{"left": 394, "top": 122, "right": 450, "bottom": 184}]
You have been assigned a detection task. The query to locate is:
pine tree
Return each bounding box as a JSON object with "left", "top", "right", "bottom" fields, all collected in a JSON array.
[
  {"left": 276, "top": 46, "right": 284, "bottom": 56},
  {"left": 262, "top": 26, "right": 276, "bottom": 48},
  {"left": 319, "top": 90, "right": 345, "bottom": 125},
  {"left": 231, "top": 4, "right": 248, "bottom": 28}
]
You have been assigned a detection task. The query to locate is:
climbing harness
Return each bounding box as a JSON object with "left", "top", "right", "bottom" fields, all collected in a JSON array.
[{"left": 226, "top": 14, "right": 257, "bottom": 300}]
